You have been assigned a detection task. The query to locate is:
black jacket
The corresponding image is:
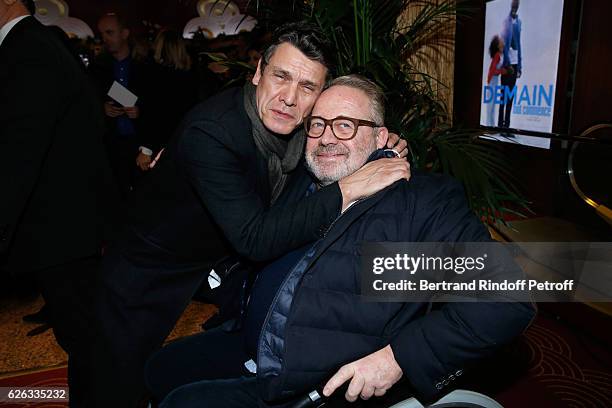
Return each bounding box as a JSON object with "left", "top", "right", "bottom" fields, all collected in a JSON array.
[
  {"left": 88, "top": 51, "right": 151, "bottom": 144},
  {"left": 119, "top": 87, "right": 342, "bottom": 265},
  {"left": 139, "top": 63, "right": 199, "bottom": 154},
  {"left": 0, "top": 17, "right": 117, "bottom": 274},
  {"left": 257, "top": 171, "right": 535, "bottom": 402}
]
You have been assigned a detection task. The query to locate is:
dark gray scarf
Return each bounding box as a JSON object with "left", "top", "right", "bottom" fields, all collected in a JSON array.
[{"left": 243, "top": 82, "right": 305, "bottom": 204}]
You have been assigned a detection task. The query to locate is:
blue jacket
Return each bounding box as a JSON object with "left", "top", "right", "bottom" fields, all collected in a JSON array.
[
  {"left": 502, "top": 12, "right": 522, "bottom": 72},
  {"left": 256, "top": 171, "right": 535, "bottom": 402}
]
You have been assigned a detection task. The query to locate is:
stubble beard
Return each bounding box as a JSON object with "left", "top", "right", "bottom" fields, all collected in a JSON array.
[{"left": 305, "top": 138, "right": 377, "bottom": 186}]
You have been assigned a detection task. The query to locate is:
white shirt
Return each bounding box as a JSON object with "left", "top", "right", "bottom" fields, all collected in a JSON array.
[
  {"left": 508, "top": 17, "right": 519, "bottom": 65},
  {"left": 0, "top": 15, "right": 29, "bottom": 47}
]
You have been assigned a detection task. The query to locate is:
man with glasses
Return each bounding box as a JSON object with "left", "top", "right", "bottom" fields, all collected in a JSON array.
[{"left": 146, "top": 75, "right": 535, "bottom": 408}]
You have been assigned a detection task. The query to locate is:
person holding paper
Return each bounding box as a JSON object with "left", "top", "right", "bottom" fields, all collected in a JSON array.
[
  {"left": 0, "top": 0, "right": 119, "bottom": 406},
  {"left": 89, "top": 12, "right": 151, "bottom": 198}
]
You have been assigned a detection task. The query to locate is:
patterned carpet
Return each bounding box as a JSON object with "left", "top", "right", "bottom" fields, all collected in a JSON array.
[
  {"left": 0, "top": 366, "right": 67, "bottom": 408},
  {"left": 521, "top": 322, "right": 611, "bottom": 406},
  {"left": 1, "top": 298, "right": 610, "bottom": 407},
  {"left": 477, "top": 307, "right": 612, "bottom": 408},
  {"left": 0, "top": 295, "right": 217, "bottom": 375},
  {"left": 0, "top": 298, "right": 217, "bottom": 407}
]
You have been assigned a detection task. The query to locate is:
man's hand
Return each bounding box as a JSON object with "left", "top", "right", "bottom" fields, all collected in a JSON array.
[
  {"left": 387, "top": 133, "right": 409, "bottom": 158},
  {"left": 323, "top": 345, "right": 403, "bottom": 401},
  {"left": 136, "top": 152, "right": 152, "bottom": 171},
  {"left": 124, "top": 106, "right": 140, "bottom": 119},
  {"left": 104, "top": 101, "right": 124, "bottom": 118},
  {"left": 338, "top": 158, "right": 410, "bottom": 211}
]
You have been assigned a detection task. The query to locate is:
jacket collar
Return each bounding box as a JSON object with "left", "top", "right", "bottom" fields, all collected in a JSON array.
[
  {"left": 305, "top": 149, "right": 406, "bottom": 269},
  {"left": 0, "top": 15, "right": 29, "bottom": 48}
]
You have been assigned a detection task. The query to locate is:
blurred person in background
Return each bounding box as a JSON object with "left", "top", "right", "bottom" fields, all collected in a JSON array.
[
  {"left": 89, "top": 12, "right": 151, "bottom": 199},
  {"left": 137, "top": 29, "right": 198, "bottom": 171},
  {"left": 0, "top": 0, "right": 119, "bottom": 405}
]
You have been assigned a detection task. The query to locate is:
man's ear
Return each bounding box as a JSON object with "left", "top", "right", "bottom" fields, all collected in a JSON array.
[
  {"left": 252, "top": 59, "right": 263, "bottom": 86},
  {"left": 375, "top": 127, "right": 389, "bottom": 149}
]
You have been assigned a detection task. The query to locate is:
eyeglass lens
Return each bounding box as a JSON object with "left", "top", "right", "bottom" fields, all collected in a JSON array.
[{"left": 308, "top": 118, "right": 356, "bottom": 139}]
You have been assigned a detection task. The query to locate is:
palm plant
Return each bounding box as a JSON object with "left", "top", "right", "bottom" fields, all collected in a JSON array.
[{"left": 234, "top": 0, "right": 529, "bottom": 224}]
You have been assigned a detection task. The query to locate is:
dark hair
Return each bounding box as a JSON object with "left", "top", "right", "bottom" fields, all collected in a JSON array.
[
  {"left": 22, "top": 0, "right": 36, "bottom": 15},
  {"left": 261, "top": 21, "right": 335, "bottom": 77},
  {"left": 489, "top": 35, "right": 501, "bottom": 59}
]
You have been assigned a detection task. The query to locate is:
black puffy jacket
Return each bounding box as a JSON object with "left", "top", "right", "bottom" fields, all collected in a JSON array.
[{"left": 256, "top": 171, "right": 535, "bottom": 402}]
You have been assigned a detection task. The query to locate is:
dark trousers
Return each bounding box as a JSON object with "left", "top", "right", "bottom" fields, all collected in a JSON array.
[
  {"left": 91, "top": 247, "right": 210, "bottom": 408},
  {"left": 105, "top": 135, "right": 140, "bottom": 199},
  {"left": 145, "top": 327, "right": 254, "bottom": 404},
  {"left": 160, "top": 377, "right": 260, "bottom": 408},
  {"left": 146, "top": 328, "right": 414, "bottom": 408},
  {"left": 498, "top": 65, "right": 518, "bottom": 128},
  {"left": 36, "top": 256, "right": 100, "bottom": 407}
]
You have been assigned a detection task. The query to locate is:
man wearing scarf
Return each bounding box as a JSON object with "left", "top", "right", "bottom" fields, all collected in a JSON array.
[{"left": 93, "top": 21, "right": 409, "bottom": 407}]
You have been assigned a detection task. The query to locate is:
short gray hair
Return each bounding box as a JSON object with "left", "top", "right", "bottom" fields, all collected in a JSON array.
[{"left": 328, "top": 74, "right": 385, "bottom": 125}]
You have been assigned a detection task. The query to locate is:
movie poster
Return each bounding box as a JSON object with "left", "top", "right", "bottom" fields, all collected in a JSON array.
[{"left": 480, "top": 0, "right": 565, "bottom": 149}]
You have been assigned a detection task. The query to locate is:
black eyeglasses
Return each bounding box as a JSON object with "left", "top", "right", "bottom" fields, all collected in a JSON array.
[{"left": 304, "top": 115, "right": 380, "bottom": 140}]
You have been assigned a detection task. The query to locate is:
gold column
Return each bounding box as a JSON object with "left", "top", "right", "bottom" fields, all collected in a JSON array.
[{"left": 397, "top": 0, "right": 456, "bottom": 122}]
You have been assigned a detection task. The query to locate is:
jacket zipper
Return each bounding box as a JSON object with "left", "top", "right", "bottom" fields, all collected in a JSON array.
[
  {"left": 257, "top": 181, "right": 401, "bottom": 362},
  {"left": 255, "top": 197, "right": 363, "bottom": 370}
]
